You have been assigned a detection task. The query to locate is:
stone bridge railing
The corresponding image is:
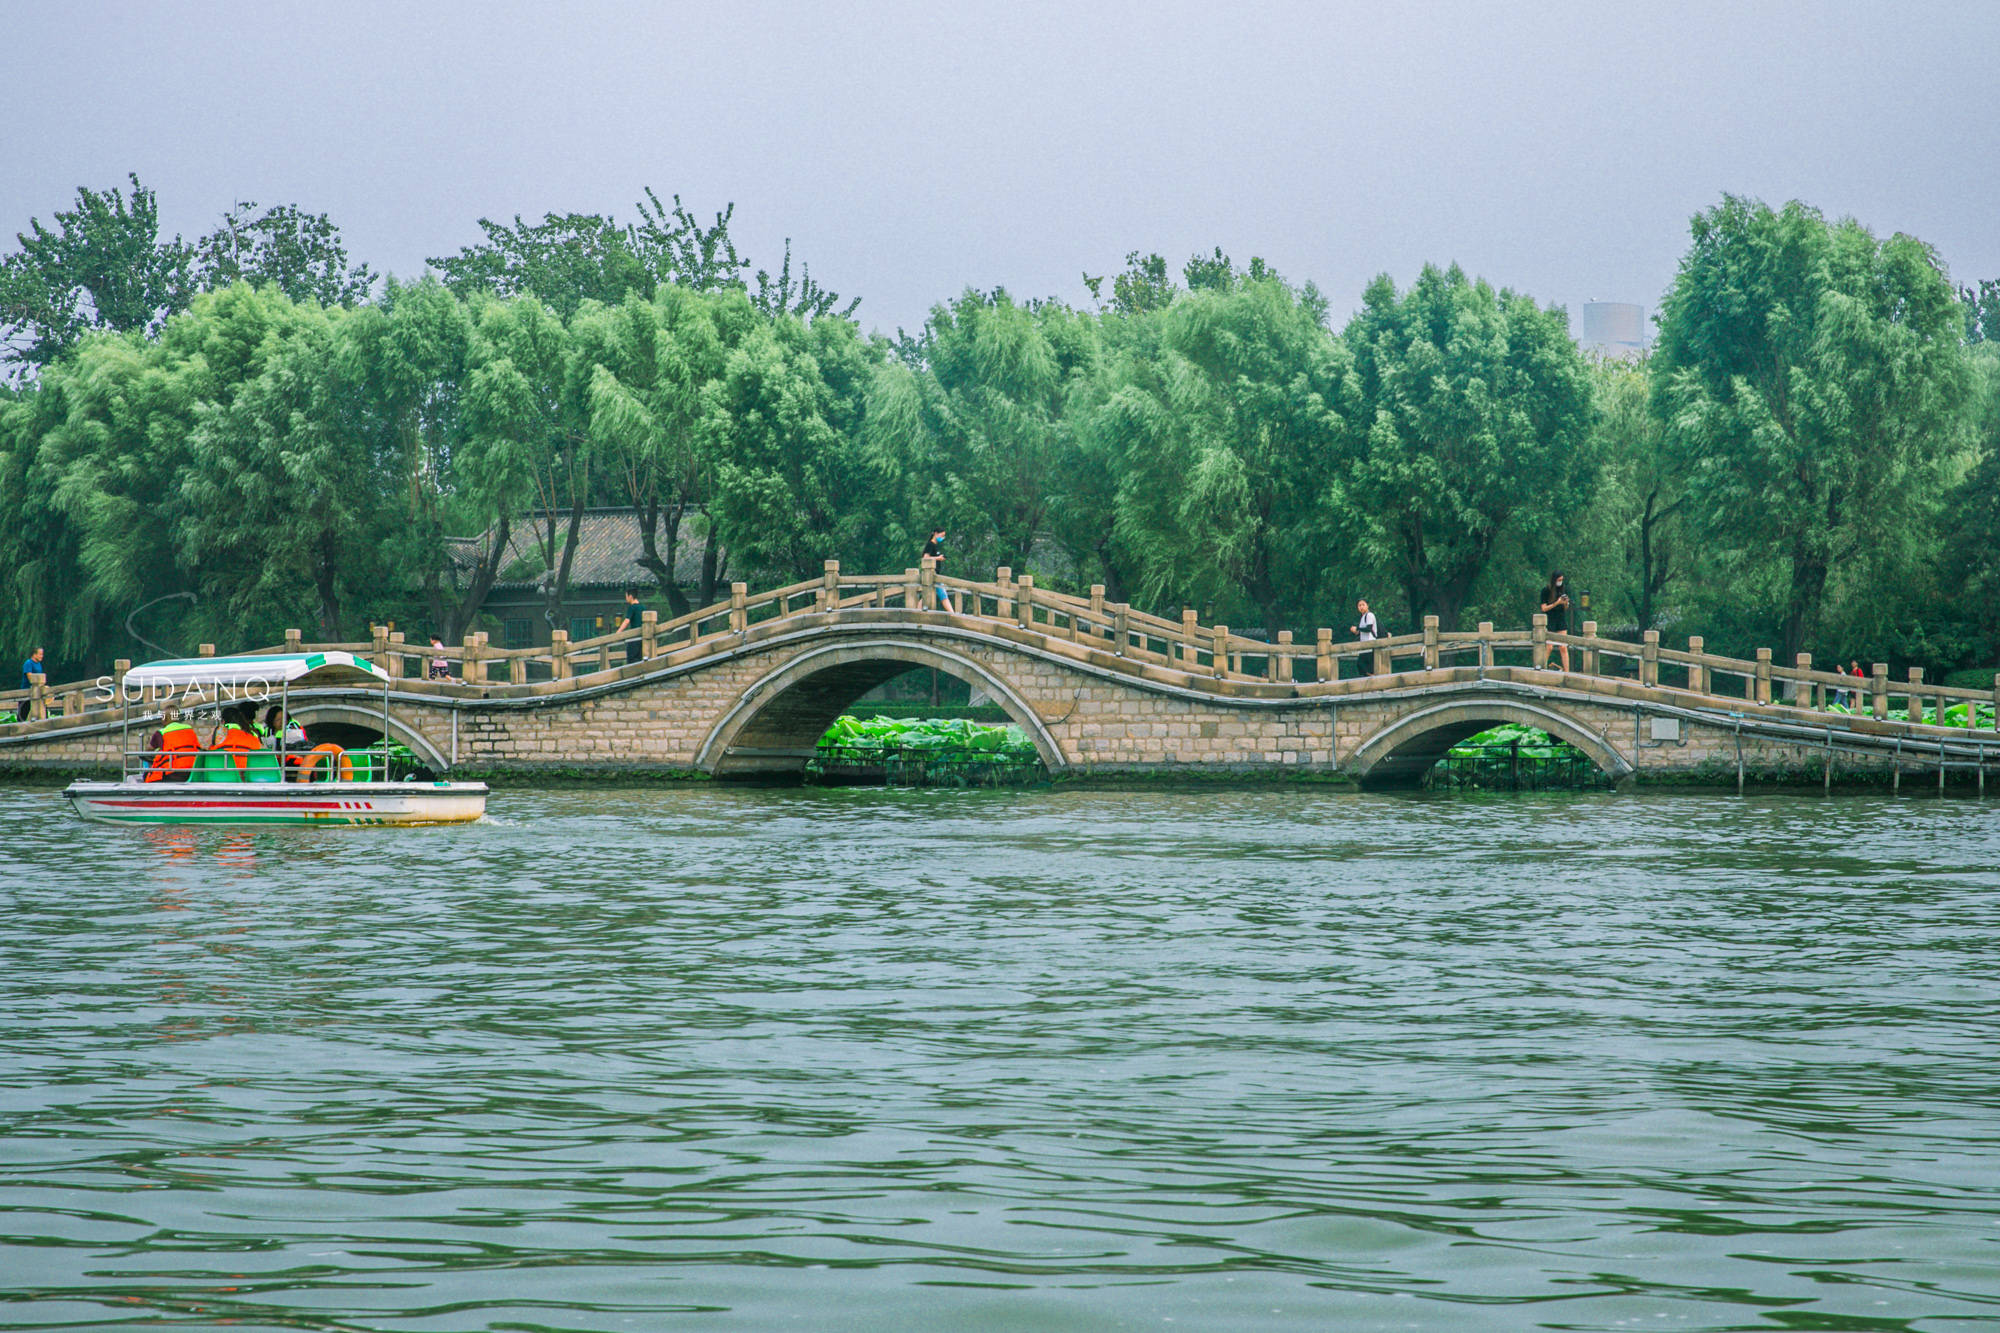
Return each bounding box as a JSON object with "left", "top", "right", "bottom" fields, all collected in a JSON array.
[{"left": 6, "top": 559, "right": 1999, "bottom": 739}]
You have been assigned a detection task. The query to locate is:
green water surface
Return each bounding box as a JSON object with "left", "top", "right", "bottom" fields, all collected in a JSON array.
[{"left": 2, "top": 785, "right": 1997, "bottom": 1330}]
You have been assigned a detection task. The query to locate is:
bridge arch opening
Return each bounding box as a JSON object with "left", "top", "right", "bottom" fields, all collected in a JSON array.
[
  {"left": 1350, "top": 699, "right": 1632, "bottom": 791},
  {"left": 696, "top": 640, "right": 1065, "bottom": 780}
]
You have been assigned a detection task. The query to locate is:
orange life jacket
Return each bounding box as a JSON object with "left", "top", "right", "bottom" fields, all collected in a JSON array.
[
  {"left": 211, "top": 725, "right": 263, "bottom": 771},
  {"left": 145, "top": 723, "right": 201, "bottom": 782}
]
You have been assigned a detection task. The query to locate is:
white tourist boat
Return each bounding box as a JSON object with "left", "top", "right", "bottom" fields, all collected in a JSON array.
[{"left": 62, "top": 652, "right": 487, "bottom": 827}]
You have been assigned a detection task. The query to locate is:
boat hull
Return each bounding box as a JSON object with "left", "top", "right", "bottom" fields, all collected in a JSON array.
[{"left": 62, "top": 780, "right": 489, "bottom": 827}]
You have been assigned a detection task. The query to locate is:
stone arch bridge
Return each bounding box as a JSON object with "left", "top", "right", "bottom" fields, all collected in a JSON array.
[{"left": 6, "top": 565, "right": 1999, "bottom": 790}]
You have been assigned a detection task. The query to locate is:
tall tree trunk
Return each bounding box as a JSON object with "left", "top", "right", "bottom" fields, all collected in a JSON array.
[
  {"left": 635, "top": 496, "right": 691, "bottom": 618},
  {"left": 430, "top": 514, "right": 511, "bottom": 644},
  {"left": 1784, "top": 553, "right": 1828, "bottom": 663},
  {"left": 698, "top": 537, "right": 724, "bottom": 608}
]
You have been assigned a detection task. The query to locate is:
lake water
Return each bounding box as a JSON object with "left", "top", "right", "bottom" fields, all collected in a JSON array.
[{"left": 3, "top": 784, "right": 1999, "bottom": 1330}]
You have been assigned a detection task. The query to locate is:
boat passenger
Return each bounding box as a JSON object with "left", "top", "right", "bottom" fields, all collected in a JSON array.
[
  {"left": 211, "top": 705, "right": 263, "bottom": 773},
  {"left": 144, "top": 704, "right": 201, "bottom": 783}
]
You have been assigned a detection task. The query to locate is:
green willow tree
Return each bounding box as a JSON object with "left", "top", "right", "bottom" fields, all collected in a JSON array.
[
  {"left": 1098, "top": 264, "right": 1355, "bottom": 636},
  {"left": 1652, "top": 196, "right": 1972, "bottom": 661},
  {"left": 1339, "top": 264, "right": 1597, "bottom": 630}
]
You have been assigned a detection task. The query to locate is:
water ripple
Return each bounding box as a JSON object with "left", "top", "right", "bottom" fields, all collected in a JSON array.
[{"left": 4, "top": 785, "right": 1999, "bottom": 1329}]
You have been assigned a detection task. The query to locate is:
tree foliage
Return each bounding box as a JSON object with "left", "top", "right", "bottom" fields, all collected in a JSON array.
[{"left": 1652, "top": 196, "right": 1971, "bottom": 659}]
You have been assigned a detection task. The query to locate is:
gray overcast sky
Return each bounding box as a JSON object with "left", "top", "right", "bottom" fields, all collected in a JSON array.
[{"left": 4, "top": 0, "right": 1996, "bottom": 338}]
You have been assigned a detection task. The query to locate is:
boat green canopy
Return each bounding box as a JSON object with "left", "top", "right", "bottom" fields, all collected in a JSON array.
[{"left": 123, "top": 651, "right": 392, "bottom": 690}]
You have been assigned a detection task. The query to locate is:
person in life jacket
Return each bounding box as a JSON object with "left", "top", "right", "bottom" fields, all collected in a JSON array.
[
  {"left": 144, "top": 704, "right": 201, "bottom": 782},
  {"left": 210, "top": 705, "right": 264, "bottom": 772}
]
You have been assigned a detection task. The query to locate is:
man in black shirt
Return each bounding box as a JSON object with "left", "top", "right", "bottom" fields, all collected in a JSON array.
[{"left": 614, "top": 589, "right": 649, "bottom": 664}]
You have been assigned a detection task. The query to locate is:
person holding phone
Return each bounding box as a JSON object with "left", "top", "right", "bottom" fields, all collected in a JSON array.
[{"left": 1539, "top": 572, "right": 1571, "bottom": 672}]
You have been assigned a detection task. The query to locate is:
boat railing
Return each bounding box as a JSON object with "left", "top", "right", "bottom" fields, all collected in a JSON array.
[{"left": 110, "top": 745, "right": 406, "bottom": 785}]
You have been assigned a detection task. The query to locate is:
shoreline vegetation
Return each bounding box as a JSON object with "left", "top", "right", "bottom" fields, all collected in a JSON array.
[{"left": 2, "top": 181, "right": 1996, "bottom": 705}]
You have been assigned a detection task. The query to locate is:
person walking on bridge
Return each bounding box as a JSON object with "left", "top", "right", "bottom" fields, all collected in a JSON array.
[
  {"left": 1539, "top": 573, "right": 1572, "bottom": 673},
  {"left": 922, "top": 528, "right": 955, "bottom": 613},
  {"left": 614, "top": 589, "right": 649, "bottom": 665},
  {"left": 1350, "top": 599, "right": 1380, "bottom": 676}
]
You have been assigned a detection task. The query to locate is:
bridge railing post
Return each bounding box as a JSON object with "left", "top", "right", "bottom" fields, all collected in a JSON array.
[
  {"left": 820, "top": 559, "right": 840, "bottom": 611},
  {"left": 387, "top": 631, "right": 405, "bottom": 680},
  {"left": 1316, "top": 627, "right": 1333, "bottom": 683},
  {"left": 1580, "top": 620, "right": 1598, "bottom": 676},
  {"left": 549, "top": 630, "right": 571, "bottom": 681},
  {"left": 731, "top": 582, "right": 749, "bottom": 632},
  {"left": 1908, "top": 667, "right": 1925, "bottom": 724},
  {"left": 641, "top": 610, "right": 658, "bottom": 660},
  {"left": 1795, "top": 652, "right": 1813, "bottom": 708},
  {"left": 1211, "top": 626, "right": 1229, "bottom": 679},
  {"left": 1687, "top": 637, "right": 1704, "bottom": 694},
  {"left": 1532, "top": 612, "right": 1548, "bottom": 669},
  {"left": 371, "top": 624, "right": 391, "bottom": 672},
  {"left": 903, "top": 568, "right": 921, "bottom": 611},
  {"left": 1754, "top": 648, "right": 1772, "bottom": 704},
  {"left": 113, "top": 659, "right": 129, "bottom": 708},
  {"left": 1114, "top": 604, "right": 1130, "bottom": 657},
  {"left": 285, "top": 629, "right": 303, "bottom": 654},
  {"left": 1642, "top": 630, "right": 1659, "bottom": 687},
  {"left": 1373, "top": 639, "right": 1390, "bottom": 676},
  {"left": 996, "top": 567, "right": 1013, "bottom": 620},
  {"left": 1183, "top": 610, "right": 1200, "bottom": 671},
  {"left": 920, "top": 557, "right": 938, "bottom": 613},
  {"left": 1015, "top": 576, "right": 1034, "bottom": 628},
  {"left": 1422, "top": 615, "right": 1439, "bottom": 670},
  {"left": 1276, "top": 630, "right": 1292, "bottom": 683},
  {"left": 27, "top": 678, "right": 46, "bottom": 721},
  {"left": 1872, "top": 663, "right": 1889, "bottom": 719},
  {"left": 1477, "top": 622, "right": 1494, "bottom": 671},
  {"left": 1090, "top": 585, "right": 1106, "bottom": 640}
]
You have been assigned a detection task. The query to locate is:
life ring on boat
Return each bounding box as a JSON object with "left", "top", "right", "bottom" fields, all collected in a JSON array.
[{"left": 295, "top": 743, "right": 353, "bottom": 783}]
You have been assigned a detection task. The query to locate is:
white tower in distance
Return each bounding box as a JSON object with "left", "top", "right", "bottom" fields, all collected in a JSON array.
[{"left": 1580, "top": 302, "right": 1645, "bottom": 360}]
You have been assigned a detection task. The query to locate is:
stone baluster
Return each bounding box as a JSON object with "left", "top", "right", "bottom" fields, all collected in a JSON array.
[
  {"left": 920, "top": 557, "right": 938, "bottom": 612},
  {"left": 371, "top": 624, "right": 390, "bottom": 670},
  {"left": 641, "top": 610, "right": 658, "bottom": 660},
  {"left": 1580, "top": 621, "right": 1598, "bottom": 676},
  {"left": 113, "top": 659, "right": 130, "bottom": 709},
  {"left": 1795, "top": 653, "right": 1812, "bottom": 708},
  {"left": 731, "top": 582, "right": 749, "bottom": 632},
  {"left": 1373, "top": 638, "right": 1390, "bottom": 676},
  {"left": 1422, "top": 615, "right": 1439, "bottom": 670},
  {"left": 1113, "top": 604, "right": 1129, "bottom": 657},
  {"left": 387, "top": 632, "right": 405, "bottom": 679},
  {"left": 1316, "top": 628, "right": 1333, "bottom": 683},
  {"left": 1642, "top": 630, "right": 1659, "bottom": 687},
  {"left": 1872, "top": 663, "right": 1889, "bottom": 719},
  {"left": 27, "top": 678, "right": 47, "bottom": 721},
  {"left": 1275, "top": 630, "right": 1293, "bottom": 683},
  {"left": 1183, "top": 610, "right": 1199, "bottom": 670},
  {"left": 821, "top": 559, "right": 840, "bottom": 611},
  {"left": 1532, "top": 612, "right": 1548, "bottom": 668},
  {"left": 1908, "top": 667, "right": 1925, "bottom": 724},
  {"left": 1089, "top": 585, "right": 1106, "bottom": 640},
  {"left": 1477, "top": 622, "right": 1494, "bottom": 670},
  {"left": 462, "top": 634, "right": 483, "bottom": 686},
  {"left": 549, "top": 630, "right": 570, "bottom": 681},
  {"left": 996, "top": 567, "right": 1013, "bottom": 620},
  {"left": 1686, "top": 637, "right": 1705, "bottom": 695},
  {"left": 903, "top": 568, "right": 921, "bottom": 610},
  {"left": 1015, "top": 575, "right": 1034, "bottom": 628},
  {"left": 199, "top": 643, "right": 215, "bottom": 657},
  {"left": 1754, "top": 648, "right": 1772, "bottom": 704},
  {"left": 1211, "top": 626, "right": 1229, "bottom": 679},
  {"left": 285, "top": 628, "right": 303, "bottom": 654}
]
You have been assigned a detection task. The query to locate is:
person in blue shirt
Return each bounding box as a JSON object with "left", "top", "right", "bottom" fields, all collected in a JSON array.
[{"left": 20, "top": 646, "right": 44, "bottom": 690}]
